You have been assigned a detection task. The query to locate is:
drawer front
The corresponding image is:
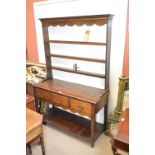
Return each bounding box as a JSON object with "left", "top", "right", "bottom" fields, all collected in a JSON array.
[
  {"left": 50, "top": 93, "right": 69, "bottom": 108},
  {"left": 35, "top": 88, "right": 51, "bottom": 101},
  {"left": 34, "top": 88, "right": 69, "bottom": 107},
  {"left": 70, "top": 98, "right": 91, "bottom": 117}
]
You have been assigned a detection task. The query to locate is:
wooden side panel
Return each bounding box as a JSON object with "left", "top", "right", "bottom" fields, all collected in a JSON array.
[
  {"left": 26, "top": 94, "right": 35, "bottom": 111},
  {"left": 42, "top": 27, "right": 53, "bottom": 78},
  {"left": 26, "top": 125, "right": 43, "bottom": 143},
  {"left": 26, "top": 82, "right": 34, "bottom": 96},
  {"left": 95, "top": 91, "right": 109, "bottom": 113},
  {"left": 105, "top": 16, "right": 113, "bottom": 89}
]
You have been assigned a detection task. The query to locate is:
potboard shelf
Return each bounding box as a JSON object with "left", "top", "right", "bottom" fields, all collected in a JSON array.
[{"left": 44, "top": 107, "right": 104, "bottom": 142}]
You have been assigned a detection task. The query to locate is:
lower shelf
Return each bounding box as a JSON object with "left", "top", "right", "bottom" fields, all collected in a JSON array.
[{"left": 43, "top": 107, "right": 104, "bottom": 145}]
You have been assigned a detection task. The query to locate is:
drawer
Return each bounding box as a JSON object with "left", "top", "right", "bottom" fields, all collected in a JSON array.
[
  {"left": 35, "top": 88, "right": 51, "bottom": 101},
  {"left": 34, "top": 88, "right": 69, "bottom": 107},
  {"left": 70, "top": 98, "right": 91, "bottom": 117},
  {"left": 50, "top": 93, "right": 69, "bottom": 108}
]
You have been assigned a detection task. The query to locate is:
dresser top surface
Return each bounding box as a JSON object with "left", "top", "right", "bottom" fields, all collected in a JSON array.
[
  {"left": 26, "top": 108, "right": 42, "bottom": 134},
  {"left": 33, "top": 78, "right": 108, "bottom": 104}
]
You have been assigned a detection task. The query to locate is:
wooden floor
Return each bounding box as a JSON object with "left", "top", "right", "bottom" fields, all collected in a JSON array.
[{"left": 31, "top": 125, "right": 128, "bottom": 155}]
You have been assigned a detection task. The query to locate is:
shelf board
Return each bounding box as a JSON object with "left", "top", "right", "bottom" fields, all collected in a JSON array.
[
  {"left": 40, "top": 14, "right": 113, "bottom": 26},
  {"left": 46, "top": 54, "right": 106, "bottom": 63},
  {"left": 44, "top": 108, "right": 104, "bottom": 142},
  {"left": 45, "top": 40, "right": 106, "bottom": 46},
  {"left": 47, "top": 65, "right": 105, "bottom": 78}
]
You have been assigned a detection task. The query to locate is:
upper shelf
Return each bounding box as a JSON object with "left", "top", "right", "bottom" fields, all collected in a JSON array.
[{"left": 40, "top": 14, "right": 113, "bottom": 26}]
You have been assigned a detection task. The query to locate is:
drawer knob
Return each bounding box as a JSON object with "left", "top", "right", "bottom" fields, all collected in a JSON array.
[
  {"left": 56, "top": 100, "right": 61, "bottom": 105},
  {"left": 39, "top": 93, "right": 44, "bottom": 97},
  {"left": 76, "top": 105, "right": 84, "bottom": 111}
]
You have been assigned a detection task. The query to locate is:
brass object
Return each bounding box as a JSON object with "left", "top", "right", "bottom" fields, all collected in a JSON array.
[
  {"left": 114, "top": 76, "right": 129, "bottom": 120},
  {"left": 106, "top": 75, "right": 129, "bottom": 136}
]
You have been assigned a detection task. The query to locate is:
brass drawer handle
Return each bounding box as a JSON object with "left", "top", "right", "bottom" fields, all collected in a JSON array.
[
  {"left": 55, "top": 100, "right": 61, "bottom": 106},
  {"left": 39, "top": 93, "right": 44, "bottom": 97},
  {"left": 76, "top": 105, "right": 84, "bottom": 111}
]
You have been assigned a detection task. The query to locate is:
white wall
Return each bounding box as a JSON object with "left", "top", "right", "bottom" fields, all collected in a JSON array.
[{"left": 33, "top": 0, "right": 128, "bottom": 123}]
